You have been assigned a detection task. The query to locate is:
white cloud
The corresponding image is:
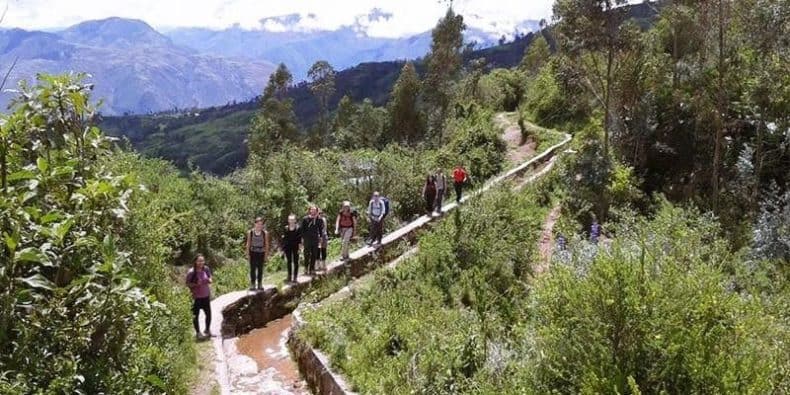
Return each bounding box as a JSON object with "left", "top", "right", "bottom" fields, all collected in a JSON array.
[{"left": 3, "top": 0, "right": 554, "bottom": 37}]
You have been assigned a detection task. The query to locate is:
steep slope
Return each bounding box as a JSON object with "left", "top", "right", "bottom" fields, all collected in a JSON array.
[{"left": 0, "top": 18, "right": 275, "bottom": 115}]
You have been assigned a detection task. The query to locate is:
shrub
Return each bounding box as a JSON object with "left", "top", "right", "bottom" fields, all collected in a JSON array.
[
  {"left": 0, "top": 75, "right": 189, "bottom": 393},
  {"left": 529, "top": 202, "right": 783, "bottom": 394}
]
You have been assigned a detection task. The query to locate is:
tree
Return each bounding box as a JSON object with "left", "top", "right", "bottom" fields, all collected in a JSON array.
[
  {"left": 264, "top": 63, "right": 293, "bottom": 100},
  {"left": 308, "top": 60, "right": 336, "bottom": 144},
  {"left": 520, "top": 35, "right": 551, "bottom": 75},
  {"left": 335, "top": 99, "right": 387, "bottom": 150},
  {"left": 387, "top": 62, "right": 424, "bottom": 145},
  {"left": 465, "top": 57, "right": 487, "bottom": 100},
  {"left": 553, "top": 0, "right": 632, "bottom": 156},
  {"left": 333, "top": 95, "right": 356, "bottom": 132},
  {"left": 250, "top": 64, "right": 298, "bottom": 158},
  {"left": 423, "top": 7, "right": 466, "bottom": 139}
]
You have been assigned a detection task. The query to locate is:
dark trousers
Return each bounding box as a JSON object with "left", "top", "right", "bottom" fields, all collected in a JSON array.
[
  {"left": 425, "top": 192, "right": 436, "bottom": 214},
  {"left": 454, "top": 182, "right": 464, "bottom": 203},
  {"left": 318, "top": 246, "right": 327, "bottom": 261},
  {"left": 304, "top": 243, "right": 319, "bottom": 273},
  {"left": 368, "top": 218, "right": 383, "bottom": 244},
  {"left": 191, "top": 297, "right": 211, "bottom": 334},
  {"left": 284, "top": 246, "right": 299, "bottom": 281},
  {"left": 436, "top": 189, "right": 445, "bottom": 212},
  {"left": 249, "top": 251, "right": 265, "bottom": 285}
]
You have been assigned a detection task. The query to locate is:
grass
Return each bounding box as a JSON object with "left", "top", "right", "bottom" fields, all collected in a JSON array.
[{"left": 297, "top": 186, "right": 550, "bottom": 394}]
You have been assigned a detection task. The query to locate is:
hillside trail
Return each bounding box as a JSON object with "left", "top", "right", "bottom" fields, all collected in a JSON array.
[
  {"left": 536, "top": 205, "right": 561, "bottom": 275},
  {"left": 194, "top": 112, "right": 568, "bottom": 395},
  {"left": 495, "top": 112, "right": 537, "bottom": 164}
]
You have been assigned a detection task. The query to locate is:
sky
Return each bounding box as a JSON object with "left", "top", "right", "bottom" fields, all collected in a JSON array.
[{"left": 2, "top": 0, "right": 554, "bottom": 37}]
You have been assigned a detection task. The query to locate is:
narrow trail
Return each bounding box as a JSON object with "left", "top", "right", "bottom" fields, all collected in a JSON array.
[
  {"left": 536, "top": 206, "right": 561, "bottom": 275},
  {"left": 198, "top": 113, "right": 571, "bottom": 395},
  {"left": 495, "top": 112, "right": 536, "bottom": 164}
]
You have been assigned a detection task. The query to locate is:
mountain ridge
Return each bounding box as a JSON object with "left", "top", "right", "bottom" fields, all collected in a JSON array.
[{"left": 0, "top": 18, "right": 275, "bottom": 115}]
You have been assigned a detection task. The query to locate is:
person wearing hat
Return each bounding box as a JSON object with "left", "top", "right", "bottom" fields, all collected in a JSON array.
[{"left": 335, "top": 201, "right": 357, "bottom": 261}]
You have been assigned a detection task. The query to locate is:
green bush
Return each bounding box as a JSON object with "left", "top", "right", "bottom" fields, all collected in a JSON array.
[
  {"left": 0, "top": 75, "right": 190, "bottom": 393},
  {"left": 441, "top": 106, "right": 507, "bottom": 182},
  {"left": 299, "top": 186, "right": 548, "bottom": 393},
  {"left": 529, "top": 202, "right": 784, "bottom": 394}
]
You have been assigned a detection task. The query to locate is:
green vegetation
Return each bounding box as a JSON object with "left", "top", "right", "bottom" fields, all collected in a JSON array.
[
  {"left": 3, "top": 1, "right": 788, "bottom": 393},
  {"left": 299, "top": 190, "right": 789, "bottom": 393},
  {"left": 0, "top": 75, "right": 194, "bottom": 393},
  {"left": 296, "top": 0, "right": 790, "bottom": 393}
]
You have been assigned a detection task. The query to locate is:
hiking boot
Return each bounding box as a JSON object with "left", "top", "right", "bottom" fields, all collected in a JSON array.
[
  {"left": 257, "top": 283, "right": 263, "bottom": 290},
  {"left": 204, "top": 330, "right": 212, "bottom": 337}
]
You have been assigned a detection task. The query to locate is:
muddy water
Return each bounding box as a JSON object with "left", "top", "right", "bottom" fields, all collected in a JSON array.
[{"left": 235, "top": 315, "right": 307, "bottom": 394}]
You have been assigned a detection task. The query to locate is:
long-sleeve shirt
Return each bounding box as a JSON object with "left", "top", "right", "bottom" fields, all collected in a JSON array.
[
  {"left": 300, "top": 215, "right": 324, "bottom": 245},
  {"left": 282, "top": 226, "right": 302, "bottom": 249},
  {"left": 436, "top": 174, "right": 447, "bottom": 190}
]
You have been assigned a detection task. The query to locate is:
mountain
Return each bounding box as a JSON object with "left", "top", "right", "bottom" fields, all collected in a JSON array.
[
  {"left": 99, "top": 28, "right": 547, "bottom": 175},
  {"left": 0, "top": 18, "right": 275, "bottom": 115},
  {"left": 165, "top": 25, "right": 531, "bottom": 79}
]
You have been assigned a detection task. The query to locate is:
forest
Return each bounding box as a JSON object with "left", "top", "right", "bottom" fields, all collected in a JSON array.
[{"left": 1, "top": 0, "right": 788, "bottom": 394}]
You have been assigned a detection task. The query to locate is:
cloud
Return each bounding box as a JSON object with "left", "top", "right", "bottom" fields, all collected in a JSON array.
[{"left": 3, "top": 0, "right": 555, "bottom": 37}]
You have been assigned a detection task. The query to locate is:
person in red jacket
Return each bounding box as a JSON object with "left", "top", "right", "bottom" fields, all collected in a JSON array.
[{"left": 452, "top": 165, "right": 469, "bottom": 203}]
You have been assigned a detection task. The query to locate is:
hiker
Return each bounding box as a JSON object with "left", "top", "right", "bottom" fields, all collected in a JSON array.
[
  {"left": 186, "top": 254, "right": 212, "bottom": 339},
  {"left": 301, "top": 205, "right": 324, "bottom": 276},
  {"left": 317, "top": 208, "right": 329, "bottom": 271},
  {"left": 245, "top": 217, "right": 270, "bottom": 290},
  {"left": 335, "top": 201, "right": 357, "bottom": 261},
  {"left": 422, "top": 174, "right": 437, "bottom": 215},
  {"left": 282, "top": 214, "right": 302, "bottom": 283},
  {"left": 556, "top": 233, "right": 567, "bottom": 251},
  {"left": 435, "top": 168, "right": 447, "bottom": 214},
  {"left": 590, "top": 217, "right": 602, "bottom": 244},
  {"left": 453, "top": 164, "right": 469, "bottom": 203},
  {"left": 367, "top": 191, "right": 386, "bottom": 246}
]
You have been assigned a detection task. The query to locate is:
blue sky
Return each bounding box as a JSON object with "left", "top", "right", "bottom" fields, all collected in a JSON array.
[{"left": 3, "top": 0, "right": 555, "bottom": 37}]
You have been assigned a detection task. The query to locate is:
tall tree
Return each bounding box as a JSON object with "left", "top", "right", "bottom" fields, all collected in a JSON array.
[
  {"left": 387, "top": 62, "right": 424, "bottom": 145},
  {"left": 264, "top": 63, "right": 294, "bottom": 100},
  {"left": 334, "top": 99, "right": 387, "bottom": 150},
  {"left": 423, "top": 7, "right": 466, "bottom": 139},
  {"left": 553, "top": 0, "right": 631, "bottom": 156},
  {"left": 250, "top": 64, "right": 298, "bottom": 158},
  {"left": 308, "top": 60, "right": 336, "bottom": 144},
  {"left": 333, "top": 95, "right": 356, "bottom": 133},
  {"left": 520, "top": 35, "right": 551, "bottom": 75}
]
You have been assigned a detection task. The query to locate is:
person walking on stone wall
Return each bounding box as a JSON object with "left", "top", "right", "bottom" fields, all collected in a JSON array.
[
  {"left": 435, "top": 168, "right": 447, "bottom": 214},
  {"left": 301, "top": 205, "right": 324, "bottom": 276},
  {"left": 245, "top": 217, "right": 270, "bottom": 290},
  {"left": 186, "top": 254, "right": 213, "bottom": 339},
  {"left": 453, "top": 164, "right": 469, "bottom": 203},
  {"left": 317, "top": 208, "right": 329, "bottom": 272},
  {"left": 367, "top": 192, "right": 386, "bottom": 246},
  {"left": 335, "top": 201, "right": 357, "bottom": 261},
  {"left": 422, "top": 174, "right": 437, "bottom": 216},
  {"left": 282, "top": 214, "right": 302, "bottom": 283}
]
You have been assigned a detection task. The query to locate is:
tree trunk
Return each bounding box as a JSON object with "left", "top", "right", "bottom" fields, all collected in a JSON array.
[
  {"left": 604, "top": 46, "right": 614, "bottom": 158},
  {"left": 753, "top": 116, "right": 764, "bottom": 203},
  {"left": 711, "top": 0, "right": 726, "bottom": 211}
]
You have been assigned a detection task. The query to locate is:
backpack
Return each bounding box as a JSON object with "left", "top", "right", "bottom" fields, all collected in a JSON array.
[{"left": 381, "top": 197, "right": 391, "bottom": 218}]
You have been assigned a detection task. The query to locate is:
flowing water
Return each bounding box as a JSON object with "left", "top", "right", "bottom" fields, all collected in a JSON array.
[{"left": 231, "top": 314, "right": 307, "bottom": 394}]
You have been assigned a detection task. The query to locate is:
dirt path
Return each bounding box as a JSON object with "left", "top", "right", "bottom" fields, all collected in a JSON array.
[
  {"left": 535, "top": 206, "right": 561, "bottom": 275},
  {"left": 495, "top": 112, "right": 536, "bottom": 165}
]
